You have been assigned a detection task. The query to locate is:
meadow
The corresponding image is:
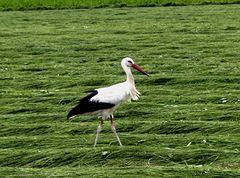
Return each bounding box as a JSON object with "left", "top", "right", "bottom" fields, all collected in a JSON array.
[
  {"left": 0, "top": 0, "right": 240, "bottom": 10},
  {"left": 0, "top": 4, "right": 240, "bottom": 177}
]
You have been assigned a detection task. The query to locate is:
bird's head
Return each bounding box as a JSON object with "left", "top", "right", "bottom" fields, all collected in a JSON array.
[{"left": 121, "top": 57, "right": 149, "bottom": 76}]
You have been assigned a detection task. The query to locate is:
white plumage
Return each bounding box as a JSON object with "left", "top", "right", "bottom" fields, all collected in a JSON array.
[
  {"left": 67, "top": 57, "right": 148, "bottom": 147},
  {"left": 91, "top": 81, "right": 140, "bottom": 104}
]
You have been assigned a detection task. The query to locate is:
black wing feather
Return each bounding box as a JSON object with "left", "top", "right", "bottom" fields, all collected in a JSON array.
[{"left": 67, "top": 90, "right": 115, "bottom": 119}]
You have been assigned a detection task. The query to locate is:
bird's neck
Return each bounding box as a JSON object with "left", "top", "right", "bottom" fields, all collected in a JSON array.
[
  {"left": 124, "top": 68, "right": 135, "bottom": 85},
  {"left": 125, "top": 68, "right": 140, "bottom": 101},
  {"left": 122, "top": 65, "right": 136, "bottom": 87}
]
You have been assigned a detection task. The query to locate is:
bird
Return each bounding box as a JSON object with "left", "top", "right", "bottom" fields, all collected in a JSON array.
[{"left": 67, "top": 57, "right": 148, "bottom": 147}]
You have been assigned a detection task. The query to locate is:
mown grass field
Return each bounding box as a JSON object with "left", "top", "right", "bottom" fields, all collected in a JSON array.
[
  {"left": 0, "top": 0, "right": 240, "bottom": 10},
  {"left": 0, "top": 4, "right": 240, "bottom": 177}
]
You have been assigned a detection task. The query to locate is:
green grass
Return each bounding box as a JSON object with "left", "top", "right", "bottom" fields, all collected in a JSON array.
[
  {"left": 0, "top": 0, "right": 240, "bottom": 11},
  {"left": 0, "top": 4, "right": 240, "bottom": 177}
]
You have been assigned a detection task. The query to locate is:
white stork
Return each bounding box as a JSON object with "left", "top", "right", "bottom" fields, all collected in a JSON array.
[{"left": 67, "top": 57, "right": 148, "bottom": 147}]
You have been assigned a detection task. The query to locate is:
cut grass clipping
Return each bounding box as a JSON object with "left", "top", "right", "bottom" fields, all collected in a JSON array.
[
  {"left": 0, "top": 4, "right": 240, "bottom": 178},
  {"left": 0, "top": 0, "right": 240, "bottom": 10}
]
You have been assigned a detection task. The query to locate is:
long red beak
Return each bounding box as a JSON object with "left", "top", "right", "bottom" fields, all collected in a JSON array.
[{"left": 131, "top": 63, "right": 149, "bottom": 76}]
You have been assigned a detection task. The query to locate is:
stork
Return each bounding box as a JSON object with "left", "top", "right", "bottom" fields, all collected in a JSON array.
[{"left": 67, "top": 57, "right": 148, "bottom": 147}]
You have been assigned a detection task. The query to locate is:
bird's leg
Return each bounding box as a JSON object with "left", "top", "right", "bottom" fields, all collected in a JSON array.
[
  {"left": 94, "top": 119, "right": 103, "bottom": 147},
  {"left": 110, "top": 115, "right": 123, "bottom": 146}
]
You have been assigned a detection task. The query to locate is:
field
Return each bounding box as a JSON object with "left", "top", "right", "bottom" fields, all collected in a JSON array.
[
  {"left": 0, "top": 4, "right": 240, "bottom": 177},
  {"left": 0, "top": 0, "right": 240, "bottom": 10}
]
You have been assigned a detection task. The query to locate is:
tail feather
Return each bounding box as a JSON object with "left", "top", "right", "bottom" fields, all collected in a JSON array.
[
  {"left": 67, "top": 91, "right": 98, "bottom": 119},
  {"left": 67, "top": 104, "right": 85, "bottom": 119}
]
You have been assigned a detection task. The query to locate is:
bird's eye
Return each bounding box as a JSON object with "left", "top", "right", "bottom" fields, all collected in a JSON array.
[{"left": 128, "top": 60, "right": 133, "bottom": 64}]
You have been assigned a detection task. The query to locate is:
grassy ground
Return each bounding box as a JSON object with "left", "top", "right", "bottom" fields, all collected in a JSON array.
[
  {"left": 0, "top": 0, "right": 240, "bottom": 11},
  {"left": 0, "top": 4, "right": 240, "bottom": 177}
]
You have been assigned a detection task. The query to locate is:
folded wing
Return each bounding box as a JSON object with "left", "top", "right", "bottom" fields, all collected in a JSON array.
[{"left": 67, "top": 90, "right": 115, "bottom": 119}]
